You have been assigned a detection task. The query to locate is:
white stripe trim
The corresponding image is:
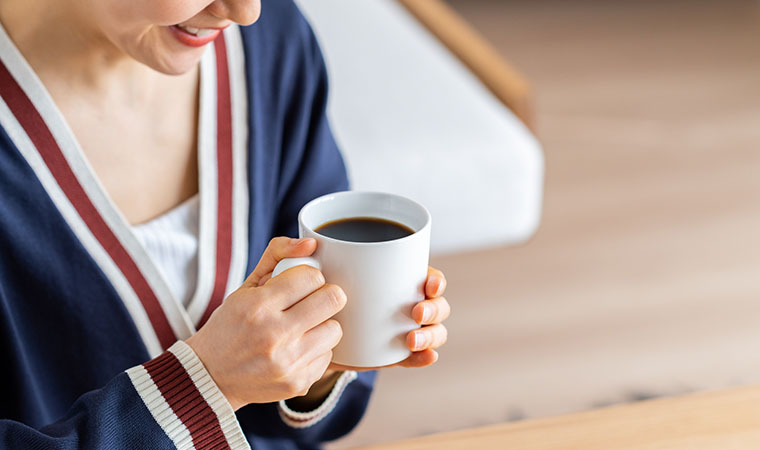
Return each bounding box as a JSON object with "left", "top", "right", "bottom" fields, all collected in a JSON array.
[
  {"left": 224, "top": 25, "right": 251, "bottom": 297},
  {"left": 126, "top": 363, "right": 194, "bottom": 449},
  {"left": 187, "top": 44, "right": 220, "bottom": 325},
  {"left": 169, "top": 341, "right": 250, "bottom": 450},
  {"left": 278, "top": 371, "right": 359, "bottom": 428},
  {"left": 0, "top": 94, "right": 164, "bottom": 357}
]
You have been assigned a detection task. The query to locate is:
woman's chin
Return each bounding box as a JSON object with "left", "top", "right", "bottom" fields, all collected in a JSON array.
[
  {"left": 145, "top": 46, "right": 205, "bottom": 75},
  {"left": 156, "top": 55, "right": 203, "bottom": 75},
  {"left": 127, "top": 30, "right": 209, "bottom": 76}
]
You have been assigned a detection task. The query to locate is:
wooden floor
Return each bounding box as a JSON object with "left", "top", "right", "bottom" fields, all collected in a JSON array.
[{"left": 329, "top": 0, "right": 760, "bottom": 447}]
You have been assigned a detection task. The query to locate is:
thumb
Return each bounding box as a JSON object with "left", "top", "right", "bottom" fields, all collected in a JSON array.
[{"left": 243, "top": 237, "right": 317, "bottom": 287}]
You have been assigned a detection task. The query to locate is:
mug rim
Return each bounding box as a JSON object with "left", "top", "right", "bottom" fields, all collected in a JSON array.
[{"left": 298, "top": 191, "right": 431, "bottom": 246}]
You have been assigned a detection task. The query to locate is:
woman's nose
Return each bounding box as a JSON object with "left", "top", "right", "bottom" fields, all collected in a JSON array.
[{"left": 211, "top": 0, "right": 261, "bottom": 26}]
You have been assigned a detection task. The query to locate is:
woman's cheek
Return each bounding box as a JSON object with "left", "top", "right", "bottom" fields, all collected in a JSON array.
[{"left": 101, "top": 0, "right": 213, "bottom": 27}]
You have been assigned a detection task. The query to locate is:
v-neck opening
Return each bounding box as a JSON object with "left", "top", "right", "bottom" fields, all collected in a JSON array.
[
  {"left": 132, "top": 193, "right": 201, "bottom": 309},
  {"left": 0, "top": 23, "right": 250, "bottom": 356},
  {"left": 0, "top": 21, "right": 211, "bottom": 335}
]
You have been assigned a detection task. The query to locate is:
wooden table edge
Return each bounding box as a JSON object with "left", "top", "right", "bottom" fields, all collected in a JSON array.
[{"left": 357, "top": 384, "right": 760, "bottom": 449}]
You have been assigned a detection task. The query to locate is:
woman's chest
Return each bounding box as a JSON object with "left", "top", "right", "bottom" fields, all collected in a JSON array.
[
  {"left": 50, "top": 69, "right": 200, "bottom": 225},
  {"left": 68, "top": 106, "right": 199, "bottom": 225}
]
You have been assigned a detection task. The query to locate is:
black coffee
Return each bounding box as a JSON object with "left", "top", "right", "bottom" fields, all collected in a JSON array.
[{"left": 315, "top": 217, "right": 414, "bottom": 243}]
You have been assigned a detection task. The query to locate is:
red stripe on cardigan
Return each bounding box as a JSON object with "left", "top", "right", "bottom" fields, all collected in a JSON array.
[
  {"left": 144, "top": 351, "right": 230, "bottom": 449},
  {"left": 0, "top": 60, "right": 177, "bottom": 349},
  {"left": 199, "top": 34, "right": 234, "bottom": 329}
]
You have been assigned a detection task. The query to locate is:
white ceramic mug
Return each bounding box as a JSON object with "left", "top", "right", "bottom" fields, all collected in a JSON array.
[{"left": 272, "top": 191, "right": 431, "bottom": 367}]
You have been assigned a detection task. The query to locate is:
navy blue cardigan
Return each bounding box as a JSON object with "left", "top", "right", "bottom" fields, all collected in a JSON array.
[{"left": 0, "top": 1, "right": 374, "bottom": 448}]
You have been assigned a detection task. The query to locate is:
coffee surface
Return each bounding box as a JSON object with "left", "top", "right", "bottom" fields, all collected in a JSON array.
[{"left": 315, "top": 217, "right": 414, "bottom": 243}]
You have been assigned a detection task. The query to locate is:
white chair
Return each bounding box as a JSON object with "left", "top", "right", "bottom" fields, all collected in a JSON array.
[{"left": 296, "top": 0, "right": 544, "bottom": 254}]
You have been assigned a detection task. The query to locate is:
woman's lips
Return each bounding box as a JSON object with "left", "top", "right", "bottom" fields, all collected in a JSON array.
[{"left": 169, "top": 24, "right": 225, "bottom": 47}]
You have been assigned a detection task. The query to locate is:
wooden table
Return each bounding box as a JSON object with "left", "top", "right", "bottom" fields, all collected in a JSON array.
[{"left": 360, "top": 386, "right": 760, "bottom": 449}]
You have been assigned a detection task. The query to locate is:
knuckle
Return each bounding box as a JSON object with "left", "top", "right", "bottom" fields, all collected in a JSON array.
[
  {"left": 324, "top": 284, "right": 347, "bottom": 310},
  {"left": 245, "top": 300, "right": 273, "bottom": 325},
  {"left": 287, "top": 377, "right": 309, "bottom": 397},
  {"left": 438, "top": 325, "right": 448, "bottom": 343},
  {"left": 260, "top": 334, "right": 283, "bottom": 361},
  {"left": 268, "top": 236, "right": 287, "bottom": 248},
  {"left": 269, "top": 355, "right": 290, "bottom": 378},
  {"left": 255, "top": 285, "right": 286, "bottom": 311},
  {"left": 326, "top": 319, "right": 343, "bottom": 342},
  {"left": 281, "top": 378, "right": 297, "bottom": 396},
  {"left": 244, "top": 306, "right": 264, "bottom": 325},
  {"left": 441, "top": 298, "right": 451, "bottom": 316},
  {"left": 261, "top": 340, "right": 277, "bottom": 360},
  {"left": 303, "top": 266, "right": 326, "bottom": 287},
  {"left": 276, "top": 379, "right": 292, "bottom": 396},
  {"left": 265, "top": 335, "right": 280, "bottom": 352}
]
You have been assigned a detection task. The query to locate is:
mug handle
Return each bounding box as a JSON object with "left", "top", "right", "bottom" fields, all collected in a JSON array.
[{"left": 272, "top": 256, "right": 322, "bottom": 278}]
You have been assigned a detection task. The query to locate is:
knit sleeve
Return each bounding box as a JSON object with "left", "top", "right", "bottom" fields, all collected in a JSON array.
[
  {"left": 0, "top": 341, "right": 248, "bottom": 449},
  {"left": 126, "top": 341, "right": 249, "bottom": 449},
  {"left": 277, "top": 370, "right": 358, "bottom": 428}
]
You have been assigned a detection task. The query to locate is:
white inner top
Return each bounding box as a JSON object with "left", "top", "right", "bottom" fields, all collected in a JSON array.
[{"left": 132, "top": 194, "right": 200, "bottom": 308}]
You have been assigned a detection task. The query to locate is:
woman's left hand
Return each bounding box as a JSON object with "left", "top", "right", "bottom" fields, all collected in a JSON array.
[{"left": 330, "top": 266, "right": 450, "bottom": 371}]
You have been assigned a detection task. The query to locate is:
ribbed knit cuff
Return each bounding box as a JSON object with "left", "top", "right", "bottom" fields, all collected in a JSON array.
[
  {"left": 126, "top": 341, "right": 250, "bottom": 450},
  {"left": 278, "top": 370, "right": 358, "bottom": 429}
]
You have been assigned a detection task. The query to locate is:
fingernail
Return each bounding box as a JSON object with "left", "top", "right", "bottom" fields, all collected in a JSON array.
[
  {"left": 413, "top": 331, "right": 428, "bottom": 351},
  {"left": 434, "top": 279, "right": 444, "bottom": 297},
  {"left": 292, "top": 238, "right": 308, "bottom": 246},
  {"left": 421, "top": 305, "right": 434, "bottom": 323}
]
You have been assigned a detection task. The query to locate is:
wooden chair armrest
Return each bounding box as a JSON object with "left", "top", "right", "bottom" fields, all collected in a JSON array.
[{"left": 398, "top": 0, "right": 534, "bottom": 130}]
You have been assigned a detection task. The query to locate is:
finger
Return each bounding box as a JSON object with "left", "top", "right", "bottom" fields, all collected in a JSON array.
[
  {"left": 411, "top": 296, "right": 451, "bottom": 325},
  {"left": 397, "top": 349, "right": 438, "bottom": 368},
  {"left": 406, "top": 324, "right": 447, "bottom": 352},
  {"left": 299, "top": 319, "right": 343, "bottom": 363},
  {"left": 425, "top": 267, "right": 447, "bottom": 298},
  {"left": 285, "top": 283, "right": 347, "bottom": 332},
  {"left": 244, "top": 237, "right": 317, "bottom": 287},
  {"left": 259, "top": 264, "right": 326, "bottom": 310},
  {"left": 305, "top": 351, "right": 333, "bottom": 387}
]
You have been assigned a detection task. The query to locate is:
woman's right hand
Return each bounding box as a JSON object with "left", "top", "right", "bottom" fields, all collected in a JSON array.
[{"left": 186, "top": 237, "right": 345, "bottom": 411}]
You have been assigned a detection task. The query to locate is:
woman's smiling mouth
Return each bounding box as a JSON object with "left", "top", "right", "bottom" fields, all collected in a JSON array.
[{"left": 169, "top": 24, "right": 227, "bottom": 47}]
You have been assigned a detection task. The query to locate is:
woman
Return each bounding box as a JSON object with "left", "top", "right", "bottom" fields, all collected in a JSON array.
[{"left": 0, "top": 0, "right": 450, "bottom": 448}]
